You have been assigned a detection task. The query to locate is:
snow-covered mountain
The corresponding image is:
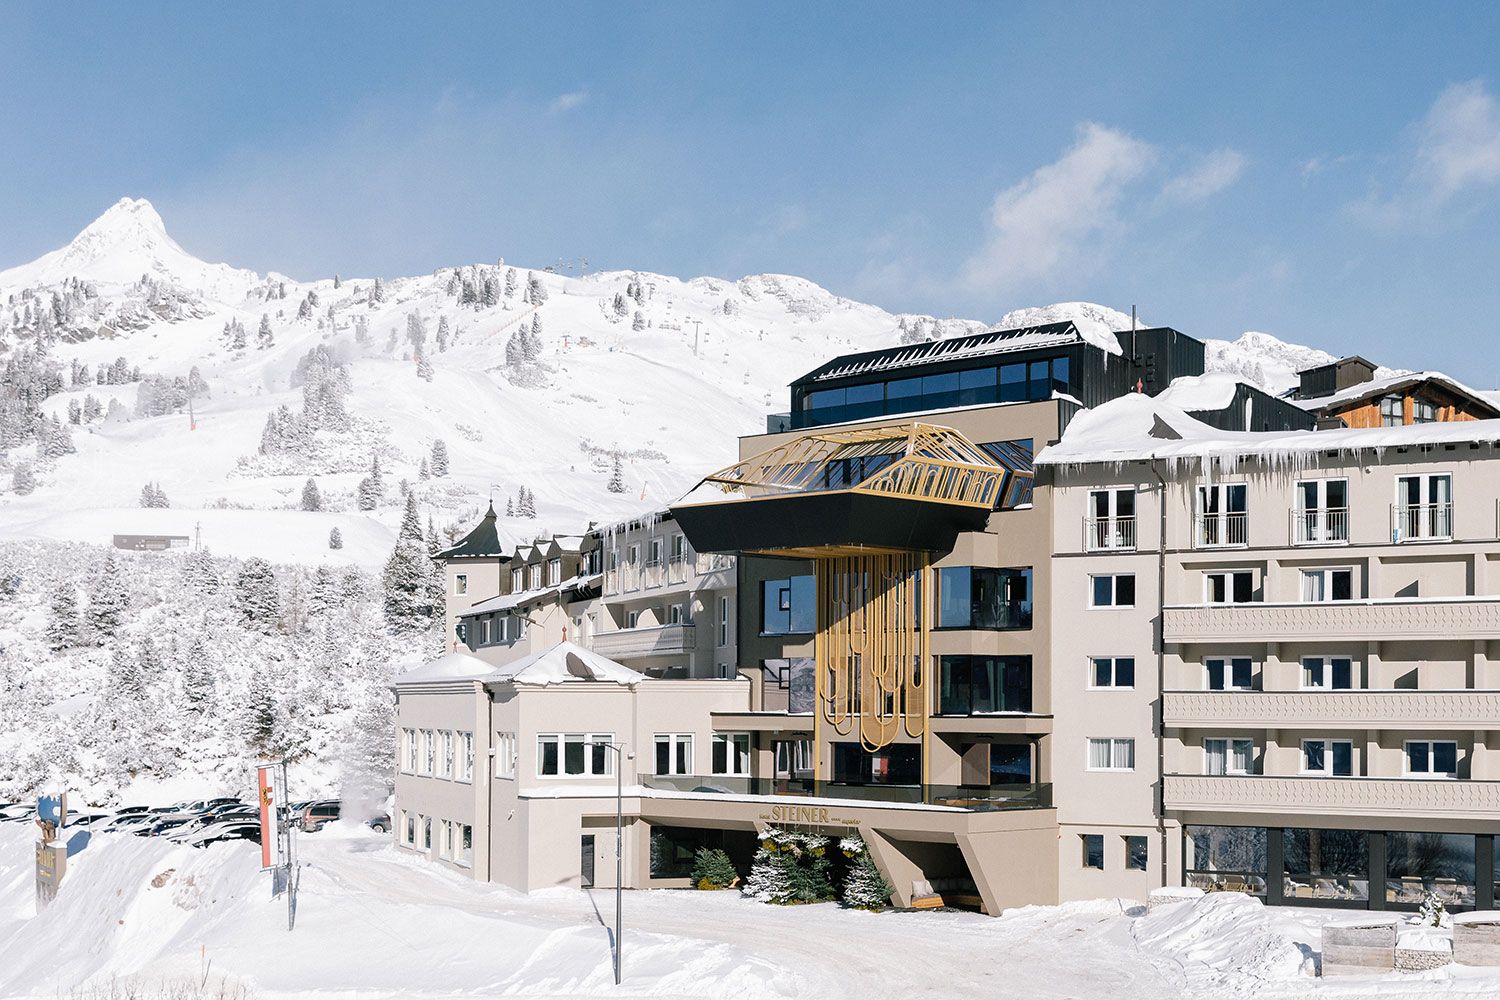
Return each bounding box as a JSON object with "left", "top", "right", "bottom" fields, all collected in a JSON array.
[{"left": 0, "top": 199, "right": 1349, "bottom": 561}]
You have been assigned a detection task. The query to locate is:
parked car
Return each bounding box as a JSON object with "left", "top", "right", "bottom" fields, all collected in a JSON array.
[
  {"left": 0, "top": 803, "right": 34, "bottom": 823},
  {"left": 180, "top": 797, "right": 241, "bottom": 815},
  {"left": 181, "top": 821, "right": 261, "bottom": 848},
  {"left": 101, "top": 813, "right": 156, "bottom": 834},
  {"left": 299, "top": 800, "right": 340, "bottom": 832},
  {"left": 366, "top": 813, "right": 391, "bottom": 834}
]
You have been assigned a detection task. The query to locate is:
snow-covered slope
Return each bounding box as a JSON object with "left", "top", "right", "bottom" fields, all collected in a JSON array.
[{"left": 0, "top": 199, "right": 1360, "bottom": 558}]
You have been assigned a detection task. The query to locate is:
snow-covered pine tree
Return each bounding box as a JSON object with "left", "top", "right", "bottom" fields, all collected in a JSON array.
[
  {"left": 417, "top": 356, "right": 434, "bottom": 382},
  {"left": 691, "top": 847, "right": 740, "bottom": 890},
  {"left": 108, "top": 643, "right": 145, "bottom": 701},
  {"left": 607, "top": 454, "right": 626, "bottom": 494},
  {"left": 83, "top": 394, "right": 102, "bottom": 422},
  {"left": 505, "top": 496, "right": 514, "bottom": 516},
  {"left": 632, "top": 310, "right": 645, "bottom": 331},
  {"left": 356, "top": 477, "right": 379, "bottom": 511},
  {"left": 369, "top": 277, "right": 385, "bottom": 304},
  {"left": 382, "top": 493, "right": 437, "bottom": 634},
  {"left": 504, "top": 267, "right": 517, "bottom": 298},
  {"left": 187, "top": 365, "right": 209, "bottom": 400},
  {"left": 418, "top": 457, "right": 430, "bottom": 480},
  {"left": 10, "top": 461, "right": 35, "bottom": 495},
  {"left": 309, "top": 565, "right": 339, "bottom": 616},
  {"left": 181, "top": 639, "right": 214, "bottom": 714},
  {"left": 45, "top": 581, "right": 79, "bottom": 651},
  {"left": 430, "top": 438, "right": 450, "bottom": 477},
  {"left": 838, "top": 836, "right": 893, "bottom": 909},
  {"left": 67, "top": 399, "right": 81, "bottom": 424},
  {"left": 526, "top": 271, "right": 547, "bottom": 303},
  {"left": 87, "top": 552, "right": 128, "bottom": 643},
  {"left": 526, "top": 314, "right": 543, "bottom": 358},
  {"left": 235, "top": 557, "right": 283, "bottom": 634},
  {"left": 517, "top": 485, "right": 537, "bottom": 518},
  {"left": 301, "top": 477, "right": 323, "bottom": 512},
  {"left": 257, "top": 314, "right": 274, "bottom": 349},
  {"left": 436, "top": 315, "right": 450, "bottom": 352},
  {"left": 743, "top": 830, "right": 799, "bottom": 903},
  {"left": 329, "top": 526, "right": 344, "bottom": 550}
]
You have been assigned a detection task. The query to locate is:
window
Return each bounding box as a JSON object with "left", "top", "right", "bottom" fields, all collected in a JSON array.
[
  {"left": 1090, "top": 574, "right": 1135, "bottom": 608},
  {"left": 457, "top": 731, "right": 474, "bottom": 782},
  {"left": 1413, "top": 399, "right": 1437, "bottom": 424},
  {"left": 1283, "top": 828, "right": 1368, "bottom": 901},
  {"left": 419, "top": 730, "right": 435, "bottom": 775},
  {"left": 401, "top": 728, "right": 417, "bottom": 773},
  {"left": 1380, "top": 394, "right": 1403, "bottom": 426},
  {"left": 511, "top": 567, "right": 523, "bottom": 592},
  {"left": 667, "top": 603, "right": 683, "bottom": 625},
  {"left": 1204, "top": 738, "right": 1254, "bottom": 775},
  {"left": 1205, "top": 657, "right": 1253, "bottom": 691},
  {"left": 1388, "top": 832, "right": 1475, "bottom": 907},
  {"left": 655, "top": 733, "right": 694, "bottom": 775},
  {"left": 1087, "top": 738, "right": 1135, "bottom": 771},
  {"left": 670, "top": 534, "right": 687, "bottom": 563},
  {"left": 1204, "top": 571, "right": 1254, "bottom": 604},
  {"left": 439, "top": 731, "right": 455, "bottom": 779},
  {"left": 647, "top": 539, "right": 662, "bottom": 567},
  {"left": 711, "top": 733, "right": 751, "bottom": 776},
  {"left": 1300, "top": 567, "right": 1353, "bottom": 602},
  {"left": 456, "top": 621, "right": 469, "bottom": 646},
  {"left": 454, "top": 574, "right": 468, "bottom": 595},
  {"left": 761, "top": 575, "right": 815, "bottom": 635},
  {"left": 439, "top": 820, "right": 453, "bottom": 860},
  {"left": 938, "top": 656, "right": 1032, "bottom": 714},
  {"left": 536, "top": 733, "right": 614, "bottom": 777},
  {"left": 1125, "top": 836, "right": 1149, "bottom": 872},
  {"left": 458, "top": 824, "right": 474, "bottom": 867},
  {"left": 1301, "top": 656, "right": 1353, "bottom": 690},
  {"left": 421, "top": 815, "right": 432, "bottom": 851},
  {"left": 1087, "top": 489, "right": 1136, "bottom": 550},
  {"left": 936, "top": 566, "right": 1032, "bottom": 629},
  {"left": 1196, "top": 483, "right": 1248, "bottom": 547},
  {"left": 1405, "top": 740, "right": 1458, "bottom": 777},
  {"left": 774, "top": 739, "right": 813, "bottom": 779},
  {"left": 494, "top": 732, "right": 517, "bottom": 778},
  {"left": 1301, "top": 739, "right": 1354, "bottom": 776},
  {"left": 977, "top": 439, "right": 1035, "bottom": 509},
  {"left": 1185, "top": 825, "right": 1268, "bottom": 895},
  {"left": 1090, "top": 657, "right": 1135, "bottom": 689},
  {"left": 718, "top": 596, "right": 730, "bottom": 646},
  {"left": 548, "top": 558, "right": 562, "bottom": 586},
  {"left": 528, "top": 564, "right": 542, "bottom": 589},
  {"left": 1395, "top": 473, "right": 1453, "bottom": 540},
  {"left": 1294, "top": 479, "right": 1349, "bottom": 544},
  {"left": 478, "top": 618, "right": 490, "bottom": 645},
  {"left": 402, "top": 811, "right": 415, "bottom": 846},
  {"left": 1082, "top": 834, "right": 1104, "bottom": 870}
]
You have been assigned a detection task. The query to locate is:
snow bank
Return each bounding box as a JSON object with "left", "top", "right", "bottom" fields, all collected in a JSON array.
[
  {"left": 1158, "top": 371, "right": 1241, "bottom": 411},
  {"left": 1133, "top": 891, "right": 1311, "bottom": 984}
]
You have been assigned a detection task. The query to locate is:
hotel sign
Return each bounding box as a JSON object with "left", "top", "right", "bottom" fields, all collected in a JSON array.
[{"left": 761, "top": 804, "right": 859, "bottom": 827}]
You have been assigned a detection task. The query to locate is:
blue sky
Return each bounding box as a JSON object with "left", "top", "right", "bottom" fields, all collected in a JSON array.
[{"left": 4, "top": 3, "right": 1500, "bottom": 375}]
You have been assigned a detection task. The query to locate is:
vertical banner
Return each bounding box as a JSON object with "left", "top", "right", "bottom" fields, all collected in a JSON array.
[{"left": 257, "top": 765, "right": 278, "bottom": 870}]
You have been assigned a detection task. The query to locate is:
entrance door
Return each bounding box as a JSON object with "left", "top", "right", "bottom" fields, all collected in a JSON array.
[{"left": 581, "top": 835, "right": 596, "bottom": 888}]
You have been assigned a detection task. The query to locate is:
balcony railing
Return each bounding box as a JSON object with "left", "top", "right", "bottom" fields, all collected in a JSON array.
[
  {"left": 641, "top": 775, "right": 1052, "bottom": 812},
  {"left": 1164, "top": 596, "right": 1500, "bottom": 643},
  {"left": 1164, "top": 773, "right": 1500, "bottom": 820},
  {"left": 1164, "top": 689, "right": 1500, "bottom": 730},
  {"left": 1391, "top": 502, "right": 1453, "bottom": 542},
  {"left": 1290, "top": 507, "right": 1348, "bottom": 545},
  {"left": 590, "top": 623, "right": 696, "bottom": 658},
  {"left": 1084, "top": 515, "right": 1136, "bottom": 551},
  {"left": 1194, "top": 511, "right": 1247, "bottom": 548}
]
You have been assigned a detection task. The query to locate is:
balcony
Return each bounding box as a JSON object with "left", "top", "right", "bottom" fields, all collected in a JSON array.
[
  {"left": 1289, "top": 507, "right": 1348, "bottom": 546},
  {"left": 1164, "top": 773, "right": 1500, "bottom": 821},
  {"left": 1163, "top": 597, "right": 1500, "bottom": 644},
  {"left": 642, "top": 774, "right": 1052, "bottom": 812},
  {"left": 1194, "top": 511, "right": 1247, "bottom": 549},
  {"left": 1084, "top": 516, "right": 1136, "bottom": 552},
  {"left": 1164, "top": 690, "right": 1500, "bottom": 730},
  {"left": 589, "top": 623, "right": 695, "bottom": 659},
  {"left": 1390, "top": 502, "right": 1453, "bottom": 543}
]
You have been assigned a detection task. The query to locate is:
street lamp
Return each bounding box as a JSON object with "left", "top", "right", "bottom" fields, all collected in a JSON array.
[{"left": 595, "top": 741, "right": 634, "bottom": 985}]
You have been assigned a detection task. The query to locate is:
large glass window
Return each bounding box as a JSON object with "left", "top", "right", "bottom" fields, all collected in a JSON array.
[
  {"left": 1185, "top": 825, "right": 1267, "bottom": 895},
  {"left": 761, "top": 575, "right": 815, "bottom": 634},
  {"left": 937, "top": 566, "right": 1031, "bottom": 629},
  {"left": 921, "top": 372, "right": 961, "bottom": 410},
  {"left": 650, "top": 826, "right": 728, "bottom": 879},
  {"left": 977, "top": 439, "right": 1035, "bottom": 509},
  {"left": 957, "top": 367, "right": 998, "bottom": 407},
  {"left": 844, "top": 381, "right": 884, "bottom": 421},
  {"left": 832, "top": 743, "right": 921, "bottom": 785},
  {"left": 537, "top": 733, "right": 614, "bottom": 777},
  {"left": 1283, "top": 828, "right": 1369, "bottom": 901},
  {"left": 938, "top": 656, "right": 1032, "bottom": 714},
  {"left": 1387, "top": 832, "right": 1475, "bottom": 908},
  {"left": 989, "top": 743, "right": 1032, "bottom": 783}
]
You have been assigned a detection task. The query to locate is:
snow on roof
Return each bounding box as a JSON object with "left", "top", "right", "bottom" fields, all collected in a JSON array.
[
  {"left": 1036, "top": 391, "right": 1500, "bottom": 471},
  {"left": 485, "top": 641, "right": 645, "bottom": 687},
  {"left": 794, "top": 321, "right": 1087, "bottom": 385},
  {"left": 393, "top": 651, "right": 496, "bottom": 687},
  {"left": 1295, "top": 370, "right": 1500, "bottom": 414},
  {"left": 1157, "top": 372, "right": 1241, "bottom": 412}
]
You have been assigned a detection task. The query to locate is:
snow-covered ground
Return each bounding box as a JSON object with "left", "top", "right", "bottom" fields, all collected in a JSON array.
[{"left": 2, "top": 822, "right": 1496, "bottom": 999}]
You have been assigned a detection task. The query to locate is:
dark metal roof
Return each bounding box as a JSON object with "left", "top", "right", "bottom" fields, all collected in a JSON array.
[
  {"left": 434, "top": 504, "right": 508, "bottom": 561},
  {"left": 790, "top": 321, "right": 1083, "bottom": 387}
]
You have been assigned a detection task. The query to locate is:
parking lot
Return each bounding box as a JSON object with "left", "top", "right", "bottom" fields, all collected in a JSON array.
[{"left": 0, "top": 796, "right": 381, "bottom": 848}]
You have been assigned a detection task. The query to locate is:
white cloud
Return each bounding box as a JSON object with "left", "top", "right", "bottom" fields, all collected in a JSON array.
[
  {"left": 958, "top": 123, "right": 1157, "bottom": 294},
  {"left": 1160, "top": 147, "right": 1246, "bottom": 204},
  {"left": 1356, "top": 79, "right": 1500, "bottom": 224},
  {"left": 547, "top": 89, "right": 589, "bottom": 115}
]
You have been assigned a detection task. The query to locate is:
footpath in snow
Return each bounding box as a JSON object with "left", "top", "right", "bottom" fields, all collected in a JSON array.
[{"left": 2, "top": 823, "right": 1499, "bottom": 999}]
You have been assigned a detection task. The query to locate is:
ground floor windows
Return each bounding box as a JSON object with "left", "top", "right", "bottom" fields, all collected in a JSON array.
[
  {"left": 1081, "top": 834, "right": 1104, "bottom": 870},
  {"left": 402, "top": 811, "right": 416, "bottom": 847},
  {"left": 711, "top": 733, "right": 751, "bottom": 776},
  {"left": 650, "top": 826, "right": 720, "bottom": 880},
  {"left": 655, "top": 733, "right": 694, "bottom": 775},
  {"left": 1183, "top": 825, "right": 1497, "bottom": 910},
  {"left": 538, "top": 733, "right": 615, "bottom": 777},
  {"left": 1125, "top": 836, "right": 1149, "bottom": 871},
  {"left": 458, "top": 823, "right": 473, "bottom": 868},
  {"left": 421, "top": 816, "right": 433, "bottom": 851}
]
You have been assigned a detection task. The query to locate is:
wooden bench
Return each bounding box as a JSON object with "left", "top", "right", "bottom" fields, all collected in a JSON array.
[{"left": 910, "top": 878, "right": 986, "bottom": 912}]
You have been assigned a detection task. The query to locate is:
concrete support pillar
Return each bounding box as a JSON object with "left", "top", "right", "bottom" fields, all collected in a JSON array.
[
  {"left": 1366, "top": 642, "right": 1383, "bottom": 690},
  {"left": 1365, "top": 729, "right": 1381, "bottom": 778},
  {"left": 1369, "top": 556, "right": 1383, "bottom": 600},
  {"left": 1475, "top": 551, "right": 1489, "bottom": 597},
  {"left": 472, "top": 680, "right": 491, "bottom": 882},
  {"left": 1265, "top": 642, "right": 1287, "bottom": 692},
  {"left": 1473, "top": 730, "right": 1490, "bottom": 781},
  {"left": 861, "top": 827, "right": 918, "bottom": 907}
]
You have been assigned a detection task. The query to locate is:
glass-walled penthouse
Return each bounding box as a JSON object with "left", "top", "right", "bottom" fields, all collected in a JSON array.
[{"left": 786, "top": 322, "right": 1206, "bottom": 430}]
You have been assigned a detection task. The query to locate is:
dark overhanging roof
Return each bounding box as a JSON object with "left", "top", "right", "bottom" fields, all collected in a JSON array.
[
  {"left": 790, "top": 321, "right": 1083, "bottom": 387},
  {"left": 434, "top": 503, "right": 508, "bottom": 561}
]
